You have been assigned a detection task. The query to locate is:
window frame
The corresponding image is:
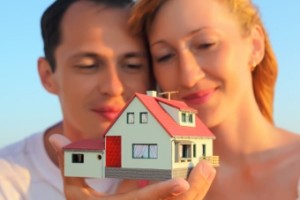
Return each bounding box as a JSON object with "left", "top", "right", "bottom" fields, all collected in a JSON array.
[
  {"left": 72, "top": 153, "right": 84, "bottom": 163},
  {"left": 140, "top": 112, "right": 148, "bottom": 124},
  {"left": 127, "top": 112, "right": 135, "bottom": 124},
  {"left": 132, "top": 144, "right": 158, "bottom": 159}
]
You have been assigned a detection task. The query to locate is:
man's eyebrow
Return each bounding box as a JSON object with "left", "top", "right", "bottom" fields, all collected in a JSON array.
[
  {"left": 70, "top": 52, "right": 101, "bottom": 59},
  {"left": 123, "top": 52, "right": 147, "bottom": 59}
]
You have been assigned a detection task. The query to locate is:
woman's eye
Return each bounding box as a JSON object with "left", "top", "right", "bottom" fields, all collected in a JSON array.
[
  {"left": 155, "top": 54, "right": 174, "bottom": 63},
  {"left": 197, "top": 43, "right": 216, "bottom": 49}
]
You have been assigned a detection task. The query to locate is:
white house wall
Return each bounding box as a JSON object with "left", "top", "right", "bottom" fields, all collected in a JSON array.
[
  {"left": 106, "top": 97, "right": 172, "bottom": 169},
  {"left": 64, "top": 150, "right": 105, "bottom": 178},
  {"left": 171, "top": 138, "right": 213, "bottom": 169}
]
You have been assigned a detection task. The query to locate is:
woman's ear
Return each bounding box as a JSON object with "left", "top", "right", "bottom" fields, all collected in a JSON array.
[
  {"left": 250, "top": 25, "right": 265, "bottom": 68},
  {"left": 37, "top": 57, "right": 58, "bottom": 95}
]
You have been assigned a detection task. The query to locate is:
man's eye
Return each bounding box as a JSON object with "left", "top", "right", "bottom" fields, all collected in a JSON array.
[
  {"left": 126, "top": 64, "right": 142, "bottom": 69},
  {"left": 122, "top": 63, "right": 145, "bottom": 73},
  {"left": 77, "top": 64, "right": 97, "bottom": 69},
  {"left": 156, "top": 54, "right": 174, "bottom": 63}
]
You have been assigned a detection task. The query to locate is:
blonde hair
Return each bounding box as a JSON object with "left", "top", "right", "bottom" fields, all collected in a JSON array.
[{"left": 129, "top": 0, "right": 278, "bottom": 123}]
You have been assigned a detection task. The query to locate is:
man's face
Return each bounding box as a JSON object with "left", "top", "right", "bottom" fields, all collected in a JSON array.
[{"left": 43, "top": 2, "right": 151, "bottom": 141}]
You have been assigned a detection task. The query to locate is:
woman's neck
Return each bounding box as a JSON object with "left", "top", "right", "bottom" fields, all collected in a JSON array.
[{"left": 210, "top": 100, "right": 277, "bottom": 165}]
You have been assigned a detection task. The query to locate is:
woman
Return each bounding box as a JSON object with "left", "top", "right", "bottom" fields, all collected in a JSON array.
[
  {"left": 50, "top": 0, "right": 300, "bottom": 199},
  {"left": 128, "top": 0, "right": 300, "bottom": 199}
]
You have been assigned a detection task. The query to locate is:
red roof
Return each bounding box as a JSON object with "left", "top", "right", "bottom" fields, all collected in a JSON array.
[
  {"left": 63, "top": 138, "right": 104, "bottom": 151},
  {"left": 66, "top": 92, "right": 215, "bottom": 150},
  {"left": 155, "top": 96, "right": 198, "bottom": 113},
  {"left": 135, "top": 93, "right": 215, "bottom": 138}
]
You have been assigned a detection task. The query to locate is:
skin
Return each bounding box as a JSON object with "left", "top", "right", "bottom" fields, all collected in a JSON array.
[
  {"left": 149, "top": 0, "right": 300, "bottom": 199},
  {"left": 39, "top": 2, "right": 151, "bottom": 166},
  {"left": 39, "top": 2, "right": 151, "bottom": 142},
  {"left": 39, "top": 1, "right": 216, "bottom": 199}
]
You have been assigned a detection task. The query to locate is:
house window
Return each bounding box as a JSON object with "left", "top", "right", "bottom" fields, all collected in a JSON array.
[
  {"left": 181, "top": 112, "right": 187, "bottom": 122},
  {"left": 133, "top": 144, "right": 158, "bottom": 159},
  {"left": 182, "top": 144, "right": 191, "bottom": 158},
  {"left": 202, "top": 144, "right": 206, "bottom": 157},
  {"left": 175, "top": 142, "right": 192, "bottom": 163},
  {"left": 127, "top": 112, "right": 134, "bottom": 124},
  {"left": 189, "top": 114, "right": 193, "bottom": 123},
  {"left": 193, "top": 144, "right": 196, "bottom": 158},
  {"left": 140, "top": 112, "right": 148, "bottom": 124},
  {"left": 72, "top": 154, "right": 84, "bottom": 163}
]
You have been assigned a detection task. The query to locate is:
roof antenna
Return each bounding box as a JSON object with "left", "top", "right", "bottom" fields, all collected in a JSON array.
[{"left": 158, "top": 91, "right": 179, "bottom": 100}]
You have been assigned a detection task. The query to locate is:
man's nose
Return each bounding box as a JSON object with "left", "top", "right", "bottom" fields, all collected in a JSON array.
[{"left": 98, "top": 66, "right": 124, "bottom": 96}]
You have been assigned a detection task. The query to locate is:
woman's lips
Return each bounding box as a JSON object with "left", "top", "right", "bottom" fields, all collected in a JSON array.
[{"left": 182, "top": 89, "right": 216, "bottom": 105}]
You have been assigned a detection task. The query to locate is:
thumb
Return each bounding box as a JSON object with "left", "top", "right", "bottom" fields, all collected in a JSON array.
[
  {"left": 48, "top": 134, "right": 90, "bottom": 188},
  {"left": 49, "top": 134, "right": 71, "bottom": 152}
]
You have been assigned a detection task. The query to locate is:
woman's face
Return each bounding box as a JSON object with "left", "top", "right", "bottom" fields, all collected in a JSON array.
[{"left": 149, "top": 0, "right": 258, "bottom": 128}]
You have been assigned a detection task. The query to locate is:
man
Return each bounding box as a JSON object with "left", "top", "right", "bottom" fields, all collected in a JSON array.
[
  {"left": 0, "top": 0, "right": 215, "bottom": 199},
  {"left": 0, "top": 0, "right": 151, "bottom": 199}
]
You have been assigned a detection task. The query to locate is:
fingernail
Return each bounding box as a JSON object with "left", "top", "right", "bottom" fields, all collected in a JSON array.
[
  {"left": 49, "top": 134, "right": 71, "bottom": 153},
  {"left": 170, "top": 179, "right": 189, "bottom": 195},
  {"left": 49, "top": 136, "right": 59, "bottom": 153},
  {"left": 199, "top": 161, "right": 215, "bottom": 179},
  {"left": 172, "top": 185, "right": 186, "bottom": 195}
]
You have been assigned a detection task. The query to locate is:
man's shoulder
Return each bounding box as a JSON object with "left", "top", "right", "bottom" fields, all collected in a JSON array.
[
  {"left": 0, "top": 132, "right": 45, "bottom": 175},
  {"left": 0, "top": 131, "right": 65, "bottom": 199},
  {"left": 0, "top": 132, "right": 43, "bottom": 158}
]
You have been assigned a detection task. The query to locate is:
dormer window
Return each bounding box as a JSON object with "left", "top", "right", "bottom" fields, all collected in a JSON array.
[
  {"left": 180, "top": 111, "right": 195, "bottom": 127},
  {"left": 181, "top": 113, "right": 187, "bottom": 122},
  {"left": 188, "top": 113, "right": 193, "bottom": 123}
]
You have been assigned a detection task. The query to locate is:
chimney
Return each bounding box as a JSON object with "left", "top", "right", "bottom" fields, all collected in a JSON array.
[{"left": 146, "top": 90, "right": 157, "bottom": 97}]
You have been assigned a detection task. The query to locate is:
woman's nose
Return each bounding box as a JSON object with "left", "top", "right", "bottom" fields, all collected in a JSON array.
[{"left": 179, "top": 50, "right": 205, "bottom": 88}]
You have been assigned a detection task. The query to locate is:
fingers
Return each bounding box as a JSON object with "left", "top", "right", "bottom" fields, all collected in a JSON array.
[
  {"left": 48, "top": 134, "right": 90, "bottom": 189},
  {"left": 48, "top": 134, "right": 70, "bottom": 175},
  {"left": 178, "top": 160, "right": 216, "bottom": 200},
  {"left": 133, "top": 178, "right": 190, "bottom": 200},
  {"left": 49, "top": 135, "right": 215, "bottom": 200},
  {"left": 193, "top": 161, "right": 216, "bottom": 199}
]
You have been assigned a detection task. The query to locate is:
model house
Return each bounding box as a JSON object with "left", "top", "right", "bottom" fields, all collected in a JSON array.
[
  {"left": 64, "top": 91, "right": 219, "bottom": 180},
  {"left": 64, "top": 139, "right": 105, "bottom": 178}
]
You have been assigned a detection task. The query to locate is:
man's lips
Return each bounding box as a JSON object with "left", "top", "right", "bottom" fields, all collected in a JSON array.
[
  {"left": 92, "top": 107, "right": 122, "bottom": 121},
  {"left": 182, "top": 89, "right": 216, "bottom": 105}
]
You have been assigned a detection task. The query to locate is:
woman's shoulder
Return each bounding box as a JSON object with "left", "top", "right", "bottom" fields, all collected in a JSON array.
[
  {"left": 274, "top": 127, "right": 300, "bottom": 166},
  {"left": 275, "top": 127, "right": 300, "bottom": 144},
  {"left": 274, "top": 128, "right": 300, "bottom": 198}
]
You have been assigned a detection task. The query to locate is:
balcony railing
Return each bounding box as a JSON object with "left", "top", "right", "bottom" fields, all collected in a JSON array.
[{"left": 199, "top": 156, "right": 220, "bottom": 167}]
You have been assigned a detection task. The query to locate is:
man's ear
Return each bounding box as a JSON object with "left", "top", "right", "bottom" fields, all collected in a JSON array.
[
  {"left": 249, "top": 25, "right": 265, "bottom": 67},
  {"left": 37, "top": 57, "right": 58, "bottom": 95}
]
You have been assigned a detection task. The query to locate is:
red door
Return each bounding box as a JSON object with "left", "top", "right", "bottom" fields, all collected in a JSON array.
[{"left": 106, "top": 136, "right": 121, "bottom": 167}]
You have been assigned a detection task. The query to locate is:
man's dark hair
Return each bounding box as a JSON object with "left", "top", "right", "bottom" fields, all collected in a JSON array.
[{"left": 41, "top": 0, "right": 134, "bottom": 72}]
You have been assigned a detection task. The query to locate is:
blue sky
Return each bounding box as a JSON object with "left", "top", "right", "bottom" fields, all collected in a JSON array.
[{"left": 0, "top": 1, "right": 299, "bottom": 147}]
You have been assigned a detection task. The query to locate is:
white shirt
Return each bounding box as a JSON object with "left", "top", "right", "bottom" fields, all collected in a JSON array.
[{"left": 0, "top": 131, "right": 120, "bottom": 200}]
